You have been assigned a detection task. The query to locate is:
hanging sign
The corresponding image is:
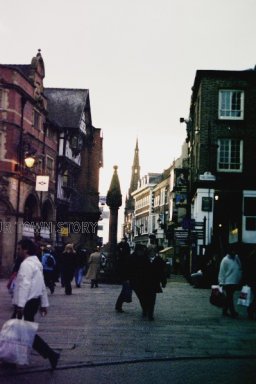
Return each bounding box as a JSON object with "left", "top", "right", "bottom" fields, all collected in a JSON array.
[{"left": 36, "top": 175, "right": 49, "bottom": 191}]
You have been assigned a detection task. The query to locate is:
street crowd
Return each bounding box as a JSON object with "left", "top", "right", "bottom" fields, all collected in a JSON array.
[{"left": 1, "top": 237, "right": 256, "bottom": 371}]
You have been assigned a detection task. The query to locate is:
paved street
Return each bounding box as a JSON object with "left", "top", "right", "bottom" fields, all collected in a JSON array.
[{"left": 0, "top": 275, "right": 256, "bottom": 383}]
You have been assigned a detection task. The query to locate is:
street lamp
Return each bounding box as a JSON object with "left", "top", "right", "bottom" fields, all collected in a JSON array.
[{"left": 24, "top": 153, "right": 36, "bottom": 168}]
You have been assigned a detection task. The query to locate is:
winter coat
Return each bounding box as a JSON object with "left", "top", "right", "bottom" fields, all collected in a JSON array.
[
  {"left": 129, "top": 250, "right": 152, "bottom": 292},
  {"left": 151, "top": 256, "right": 167, "bottom": 293},
  {"left": 13, "top": 255, "right": 49, "bottom": 308},
  {"left": 61, "top": 251, "right": 76, "bottom": 281},
  {"left": 218, "top": 254, "right": 242, "bottom": 286},
  {"left": 85, "top": 251, "right": 101, "bottom": 280}
]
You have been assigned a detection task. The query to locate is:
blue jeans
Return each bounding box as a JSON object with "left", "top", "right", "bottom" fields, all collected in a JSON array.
[{"left": 75, "top": 267, "right": 85, "bottom": 287}]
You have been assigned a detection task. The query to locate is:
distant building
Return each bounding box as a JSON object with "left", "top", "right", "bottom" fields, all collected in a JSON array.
[{"left": 98, "top": 195, "right": 110, "bottom": 245}]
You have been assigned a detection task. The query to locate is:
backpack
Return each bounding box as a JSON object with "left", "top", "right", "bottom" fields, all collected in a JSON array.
[{"left": 46, "top": 254, "right": 55, "bottom": 268}]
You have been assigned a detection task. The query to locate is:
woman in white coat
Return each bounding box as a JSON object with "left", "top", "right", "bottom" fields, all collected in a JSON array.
[{"left": 218, "top": 244, "right": 242, "bottom": 318}]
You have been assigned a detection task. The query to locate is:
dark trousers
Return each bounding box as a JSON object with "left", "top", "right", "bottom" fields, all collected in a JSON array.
[
  {"left": 248, "top": 284, "right": 256, "bottom": 318},
  {"left": 91, "top": 279, "right": 98, "bottom": 288},
  {"left": 23, "top": 298, "right": 54, "bottom": 359},
  {"left": 115, "top": 282, "right": 132, "bottom": 310},
  {"left": 133, "top": 287, "right": 156, "bottom": 319},
  {"left": 43, "top": 271, "right": 55, "bottom": 293},
  {"left": 63, "top": 273, "right": 73, "bottom": 294},
  {"left": 223, "top": 285, "right": 238, "bottom": 316}
]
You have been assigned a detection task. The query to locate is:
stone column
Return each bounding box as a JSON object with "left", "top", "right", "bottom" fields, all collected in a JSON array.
[{"left": 106, "top": 166, "right": 122, "bottom": 267}]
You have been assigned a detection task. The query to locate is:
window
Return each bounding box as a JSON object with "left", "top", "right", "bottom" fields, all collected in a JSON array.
[
  {"left": 217, "top": 139, "right": 243, "bottom": 172},
  {"left": 244, "top": 196, "right": 256, "bottom": 231},
  {"left": 63, "top": 170, "right": 68, "bottom": 187},
  {"left": 33, "top": 110, "right": 41, "bottom": 129},
  {"left": 219, "top": 90, "right": 244, "bottom": 119},
  {"left": 35, "top": 159, "right": 43, "bottom": 175},
  {"left": 46, "top": 156, "right": 54, "bottom": 178}
]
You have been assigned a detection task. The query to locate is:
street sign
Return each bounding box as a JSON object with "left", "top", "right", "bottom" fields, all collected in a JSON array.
[{"left": 36, "top": 175, "right": 49, "bottom": 191}]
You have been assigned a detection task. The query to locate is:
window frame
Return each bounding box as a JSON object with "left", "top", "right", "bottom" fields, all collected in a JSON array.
[
  {"left": 217, "top": 138, "right": 243, "bottom": 172},
  {"left": 218, "top": 90, "right": 244, "bottom": 120},
  {"left": 46, "top": 155, "right": 54, "bottom": 179},
  {"left": 33, "top": 109, "right": 41, "bottom": 130}
]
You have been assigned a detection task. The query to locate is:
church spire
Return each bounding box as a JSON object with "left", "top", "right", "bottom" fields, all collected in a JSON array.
[
  {"left": 125, "top": 139, "right": 140, "bottom": 213},
  {"left": 129, "top": 138, "right": 140, "bottom": 195}
]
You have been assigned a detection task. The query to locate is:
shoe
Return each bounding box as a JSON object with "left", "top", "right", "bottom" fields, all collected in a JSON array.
[
  {"left": 116, "top": 308, "right": 124, "bottom": 313},
  {"left": 148, "top": 315, "right": 154, "bottom": 321},
  {"left": 231, "top": 312, "right": 239, "bottom": 318},
  {"left": 49, "top": 351, "right": 60, "bottom": 370}
]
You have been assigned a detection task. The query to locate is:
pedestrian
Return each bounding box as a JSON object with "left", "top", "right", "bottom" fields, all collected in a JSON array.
[
  {"left": 115, "top": 237, "right": 132, "bottom": 313},
  {"left": 218, "top": 244, "right": 242, "bottom": 318},
  {"left": 74, "top": 246, "right": 88, "bottom": 288},
  {"left": 245, "top": 247, "right": 256, "bottom": 320},
  {"left": 85, "top": 247, "right": 101, "bottom": 288},
  {"left": 12, "top": 238, "right": 60, "bottom": 369},
  {"left": 41, "top": 245, "right": 56, "bottom": 294},
  {"left": 60, "top": 243, "right": 76, "bottom": 295},
  {"left": 129, "top": 244, "right": 156, "bottom": 320},
  {"left": 146, "top": 252, "right": 167, "bottom": 321}
]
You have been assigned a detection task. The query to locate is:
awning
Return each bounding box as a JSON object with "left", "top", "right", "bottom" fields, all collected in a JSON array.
[{"left": 159, "top": 247, "right": 174, "bottom": 257}]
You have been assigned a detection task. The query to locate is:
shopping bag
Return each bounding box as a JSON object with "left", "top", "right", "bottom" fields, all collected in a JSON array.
[
  {"left": 237, "top": 285, "right": 251, "bottom": 307},
  {"left": 0, "top": 319, "right": 38, "bottom": 365},
  {"left": 209, "top": 285, "right": 226, "bottom": 308}
]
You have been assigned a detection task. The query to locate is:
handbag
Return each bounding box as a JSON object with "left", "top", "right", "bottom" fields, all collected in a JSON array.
[
  {"left": 237, "top": 285, "right": 251, "bottom": 307},
  {"left": 0, "top": 319, "right": 38, "bottom": 365},
  {"left": 210, "top": 285, "right": 226, "bottom": 308},
  {"left": 121, "top": 281, "right": 132, "bottom": 303}
]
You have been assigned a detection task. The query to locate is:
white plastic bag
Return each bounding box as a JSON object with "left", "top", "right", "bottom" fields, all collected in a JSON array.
[
  {"left": 237, "top": 285, "right": 251, "bottom": 307},
  {"left": 0, "top": 319, "right": 38, "bottom": 365}
]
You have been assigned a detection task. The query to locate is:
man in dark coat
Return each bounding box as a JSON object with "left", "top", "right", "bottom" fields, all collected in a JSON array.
[{"left": 115, "top": 238, "right": 131, "bottom": 312}]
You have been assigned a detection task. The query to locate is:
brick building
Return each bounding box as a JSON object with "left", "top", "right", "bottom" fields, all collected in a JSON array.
[
  {"left": 0, "top": 50, "right": 57, "bottom": 275},
  {"left": 184, "top": 68, "right": 256, "bottom": 274},
  {"left": 0, "top": 51, "right": 102, "bottom": 276}
]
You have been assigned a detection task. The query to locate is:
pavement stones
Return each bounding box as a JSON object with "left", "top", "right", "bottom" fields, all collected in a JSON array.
[{"left": 0, "top": 275, "right": 256, "bottom": 374}]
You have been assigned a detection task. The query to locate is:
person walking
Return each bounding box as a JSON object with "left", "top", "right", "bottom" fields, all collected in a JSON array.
[
  {"left": 218, "top": 244, "right": 242, "bottom": 318},
  {"left": 129, "top": 244, "right": 155, "bottom": 320},
  {"left": 60, "top": 243, "right": 76, "bottom": 295},
  {"left": 12, "top": 238, "right": 60, "bottom": 369},
  {"left": 74, "top": 246, "right": 88, "bottom": 288},
  {"left": 41, "top": 245, "right": 56, "bottom": 294},
  {"left": 149, "top": 252, "right": 168, "bottom": 319},
  {"left": 115, "top": 237, "right": 132, "bottom": 313},
  {"left": 85, "top": 247, "right": 101, "bottom": 288},
  {"left": 245, "top": 247, "right": 256, "bottom": 320}
]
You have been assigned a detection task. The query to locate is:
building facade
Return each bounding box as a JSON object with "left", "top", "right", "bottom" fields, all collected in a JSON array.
[
  {"left": 0, "top": 51, "right": 58, "bottom": 274},
  {"left": 0, "top": 51, "right": 102, "bottom": 276},
  {"left": 184, "top": 68, "right": 256, "bottom": 273}
]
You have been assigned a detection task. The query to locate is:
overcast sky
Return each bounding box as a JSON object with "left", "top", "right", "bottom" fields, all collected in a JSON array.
[{"left": 1, "top": 0, "right": 256, "bottom": 232}]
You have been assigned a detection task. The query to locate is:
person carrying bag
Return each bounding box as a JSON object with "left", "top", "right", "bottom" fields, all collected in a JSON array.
[
  {"left": 0, "top": 318, "right": 38, "bottom": 365},
  {"left": 218, "top": 244, "right": 242, "bottom": 318},
  {"left": 9, "top": 239, "right": 60, "bottom": 369}
]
